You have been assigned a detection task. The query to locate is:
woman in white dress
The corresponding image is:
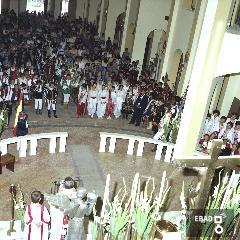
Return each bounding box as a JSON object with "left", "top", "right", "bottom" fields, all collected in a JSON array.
[
  {"left": 87, "top": 83, "right": 98, "bottom": 118},
  {"left": 96, "top": 85, "right": 108, "bottom": 119},
  {"left": 114, "top": 85, "right": 125, "bottom": 119}
]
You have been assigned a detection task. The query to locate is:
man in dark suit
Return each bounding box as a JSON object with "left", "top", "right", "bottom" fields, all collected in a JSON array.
[{"left": 129, "top": 88, "right": 149, "bottom": 126}]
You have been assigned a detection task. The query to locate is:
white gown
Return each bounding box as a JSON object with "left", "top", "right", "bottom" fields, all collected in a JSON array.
[
  {"left": 96, "top": 90, "right": 108, "bottom": 118},
  {"left": 24, "top": 203, "right": 50, "bottom": 240},
  {"left": 114, "top": 90, "right": 125, "bottom": 118},
  {"left": 153, "top": 113, "right": 172, "bottom": 141},
  {"left": 87, "top": 90, "right": 98, "bottom": 116}
]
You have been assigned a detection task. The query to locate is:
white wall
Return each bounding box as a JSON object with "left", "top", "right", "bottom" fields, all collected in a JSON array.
[
  {"left": 88, "top": 0, "right": 101, "bottom": 22},
  {"left": 131, "top": 0, "right": 172, "bottom": 65},
  {"left": 220, "top": 75, "right": 240, "bottom": 116},
  {"left": 215, "top": 32, "right": 240, "bottom": 77},
  {"left": 105, "top": 0, "right": 127, "bottom": 40}
]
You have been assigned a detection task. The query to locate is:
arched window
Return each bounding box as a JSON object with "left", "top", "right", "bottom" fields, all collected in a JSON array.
[{"left": 26, "top": 0, "right": 44, "bottom": 13}]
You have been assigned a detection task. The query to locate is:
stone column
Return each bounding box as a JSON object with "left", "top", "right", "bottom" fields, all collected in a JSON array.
[
  {"left": 54, "top": 0, "right": 62, "bottom": 18},
  {"left": 104, "top": 0, "right": 126, "bottom": 40},
  {"left": 1, "top": 0, "right": 10, "bottom": 11},
  {"left": 120, "top": 0, "right": 140, "bottom": 55},
  {"left": 19, "top": 0, "right": 27, "bottom": 13},
  {"left": 98, "top": 0, "right": 108, "bottom": 35},
  {"left": 158, "top": 0, "right": 180, "bottom": 80},
  {"left": 44, "top": 0, "right": 48, "bottom": 14},
  {"left": 48, "top": 0, "right": 55, "bottom": 15},
  {"left": 88, "top": 0, "right": 101, "bottom": 22},
  {"left": 68, "top": 0, "right": 77, "bottom": 19},
  {"left": 174, "top": 0, "right": 232, "bottom": 157},
  {"left": 9, "top": 0, "right": 18, "bottom": 14}
]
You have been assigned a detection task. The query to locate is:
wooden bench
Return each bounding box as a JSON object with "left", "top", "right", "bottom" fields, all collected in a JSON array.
[{"left": 0, "top": 153, "right": 15, "bottom": 174}]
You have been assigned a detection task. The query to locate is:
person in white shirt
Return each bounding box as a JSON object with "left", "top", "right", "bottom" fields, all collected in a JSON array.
[
  {"left": 203, "top": 114, "right": 212, "bottom": 134},
  {"left": 87, "top": 84, "right": 98, "bottom": 118},
  {"left": 218, "top": 122, "right": 234, "bottom": 144},
  {"left": 209, "top": 110, "right": 220, "bottom": 133},
  {"left": 96, "top": 85, "right": 108, "bottom": 119},
  {"left": 226, "top": 112, "right": 239, "bottom": 127},
  {"left": 78, "top": 57, "right": 85, "bottom": 70},
  {"left": 219, "top": 116, "right": 227, "bottom": 133}
]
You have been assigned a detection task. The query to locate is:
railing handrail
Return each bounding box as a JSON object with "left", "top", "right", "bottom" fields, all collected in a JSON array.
[
  {"left": 0, "top": 132, "right": 68, "bottom": 157},
  {"left": 0, "top": 132, "right": 68, "bottom": 144},
  {"left": 99, "top": 132, "right": 175, "bottom": 162},
  {"left": 99, "top": 132, "right": 175, "bottom": 147}
]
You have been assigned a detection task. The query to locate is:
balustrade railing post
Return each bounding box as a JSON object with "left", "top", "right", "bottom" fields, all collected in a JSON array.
[
  {"left": 109, "top": 137, "right": 117, "bottom": 153},
  {"left": 165, "top": 146, "right": 173, "bottom": 163},
  {"left": 99, "top": 135, "right": 107, "bottom": 152},
  {"left": 49, "top": 137, "right": 57, "bottom": 154},
  {"left": 136, "top": 140, "right": 145, "bottom": 157},
  {"left": 0, "top": 142, "right": 8, "bottom": 155},
  {"left": 29, "top": 138, "right": 38, "bottom": 156},
  {"left": 127, "top": 138, "right": 135, "bottom": 155},
  {"left": 59, "top": 136, "right": 67, "bottom": 153},
  {"left": 155, "top": 144, "right": 163, "bottom": 160},
  {"left": 19, "top": 138, "right": 28, "bottom": 158}
]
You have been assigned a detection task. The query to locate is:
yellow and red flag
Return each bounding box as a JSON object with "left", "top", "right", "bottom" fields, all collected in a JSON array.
[{"left": 13, "top": 93, "right": 23, "bottom": 136}]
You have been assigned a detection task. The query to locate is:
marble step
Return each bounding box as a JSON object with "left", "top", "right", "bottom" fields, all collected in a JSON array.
[{"left": 0, "top": 220, "right": 23, "bottom": 240}]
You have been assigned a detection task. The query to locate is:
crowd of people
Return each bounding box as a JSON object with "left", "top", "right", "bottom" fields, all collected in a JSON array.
[
  {"left": 0, "top": 9, "right": 182, "bottom": 142},
  {"left": 200, "top": 111, "right": 240, "bottom": 155},
  {"left": 0, "top": 9, "right": 239, "bottom": 154}
]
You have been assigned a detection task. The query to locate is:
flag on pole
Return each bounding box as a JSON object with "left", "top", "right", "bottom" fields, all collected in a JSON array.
[{"left": 13, "top": 93, "right": 23, "bottom": 136}]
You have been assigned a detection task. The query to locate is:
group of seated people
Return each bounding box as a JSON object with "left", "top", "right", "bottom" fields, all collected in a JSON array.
[{"left": 199, "top": 111, "right": 240, "bottom": 155}]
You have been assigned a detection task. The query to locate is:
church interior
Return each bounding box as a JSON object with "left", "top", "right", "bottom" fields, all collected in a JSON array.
[{"left": 0, "top": 0, "right": 240, "bottom": 239}]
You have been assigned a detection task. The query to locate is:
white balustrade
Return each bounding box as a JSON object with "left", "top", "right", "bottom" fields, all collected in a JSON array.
[
  {"left": 49, "top": 136, "right": 57, "bottom": 154},
  {"left": 109, "top": 137, "right": 117, "bottom": 153},
  {"left": 99, "top": 132, "right": 175, "bottom": 162},
  {"left": 19, "top": 138, "right": 28, "bottom": 158},
  {"left": 0, "top": 132, "right": 68, "bottom": 158},
  {"left": 127, "top": 138, "right": 135, "bottom": 155},
  {"left": 99, "top": 135, "right": 107, "bottom": 152},
  {"left": 29, "top": 138, "right": 37, "bottom": 156}
]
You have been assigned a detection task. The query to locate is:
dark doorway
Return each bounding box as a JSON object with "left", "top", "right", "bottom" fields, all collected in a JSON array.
[{"left": 228, "top": 97, "right": 240, "bottom": 117}]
